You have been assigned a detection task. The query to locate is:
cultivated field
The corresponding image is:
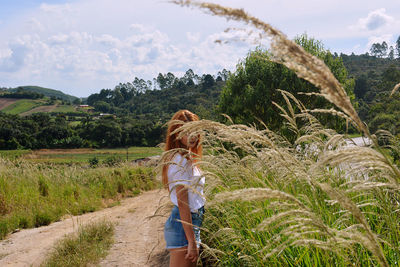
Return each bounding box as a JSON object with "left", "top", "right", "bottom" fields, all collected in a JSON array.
[
  {"left": 0, "top": 99, "right": 43, "bottom": 114},
  {"left": 0, "top": 98, "right": 19, "bottom": 110},
  {"left": 19, "top": 104, "right": 58, "bottom": 116}
]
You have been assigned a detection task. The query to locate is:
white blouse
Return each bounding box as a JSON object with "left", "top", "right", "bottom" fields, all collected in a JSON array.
[{"left": 167, "top": 153, "right": 205, "bottom": 212}]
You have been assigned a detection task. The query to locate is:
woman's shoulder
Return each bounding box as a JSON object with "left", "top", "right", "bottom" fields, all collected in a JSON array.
[{"left": 171, "top": 152, "right": 187, "bottom": 163}]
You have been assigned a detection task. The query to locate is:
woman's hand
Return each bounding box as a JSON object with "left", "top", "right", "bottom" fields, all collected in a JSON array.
[{"left": 185, "top": 241, "right": 199, "bottom": 263}]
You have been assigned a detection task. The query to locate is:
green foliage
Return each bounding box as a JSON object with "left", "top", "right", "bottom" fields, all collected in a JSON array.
[
  {"left": 103, "top": 155, "right": 122, "bottom": 167},
  {"left": 8, "top": 86, "right": 78, "bottom": 102},
  {"left": 34, "top": 212, "right": 52, "bottom": 227},
  {"left": 88, "top": 156, "right": 99, "bottom": 167},
  {"left": 0, "top": 88, "right": 44, "bottom": 99},
  {"left": 219, "top": 34, "right": 355, "bottom": 136}
]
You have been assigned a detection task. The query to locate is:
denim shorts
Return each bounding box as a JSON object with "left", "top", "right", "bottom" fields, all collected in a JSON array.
[{"left": 164, "top": 205, "right": 205, "bottom": 249}]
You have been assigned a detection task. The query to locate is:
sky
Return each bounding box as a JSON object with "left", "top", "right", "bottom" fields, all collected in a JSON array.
[{"left": 0, "top": 0, "right": 399, "bottom": 97}]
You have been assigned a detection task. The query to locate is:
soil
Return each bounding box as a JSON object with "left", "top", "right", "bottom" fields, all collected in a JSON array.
[
  {"left": 0, "top": 98, "right": 18, "bottom": 110},
  {"left": 0, "top": 189, "right": 171, "bottom": 267},
  {"left": 19, "top": 105, "right": 57, "bottom": 116}
]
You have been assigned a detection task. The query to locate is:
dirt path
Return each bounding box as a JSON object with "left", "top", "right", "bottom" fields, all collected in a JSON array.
[{"left": 0, "top": 189, "right": 170, "bottom": 267}]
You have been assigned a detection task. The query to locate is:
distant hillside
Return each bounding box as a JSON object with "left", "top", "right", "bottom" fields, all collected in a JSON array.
[
  {"left": 8, "top": 86, "right": 78, "bottom": 102},
  {"left": 341, "top": 53, "right": 400, "bottom": 79}
]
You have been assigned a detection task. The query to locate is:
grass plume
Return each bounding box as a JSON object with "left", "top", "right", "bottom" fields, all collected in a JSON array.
[{"left": 168, "top": 2, "right": 400, "bottom": 266}]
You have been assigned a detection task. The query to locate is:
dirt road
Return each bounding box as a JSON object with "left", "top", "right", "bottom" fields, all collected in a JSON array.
[{"left": 0, "top": 189, "right": 170, "bottom": 267}]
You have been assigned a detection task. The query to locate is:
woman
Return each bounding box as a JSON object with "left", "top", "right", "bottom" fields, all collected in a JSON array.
[{"left": 162, "top": 110, "right": 205, "bottom": 267}]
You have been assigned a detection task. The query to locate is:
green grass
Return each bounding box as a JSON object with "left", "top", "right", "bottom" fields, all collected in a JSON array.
[
  {"left": 201, "top": 170, "right": 400, "bottom": 266},
  {"left": 0, "top": 147, "right": 161, "bottom": 164},
  {"left": 41, "top": 220, "right": 114, "bottom": 267},
  {"left": 68, "top": 121, "right": 81, "bottom": 127},
  {"left": 1, "top": 99, "right": 42, "bottom": 114},
  {"left": 0, "top": 150, "right": 31, "bottom": 159},
  {"left": 0, "top": 158, "right": 159, "bottom": 240}
]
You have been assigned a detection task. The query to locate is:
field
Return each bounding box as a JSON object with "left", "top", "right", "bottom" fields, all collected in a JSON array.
[
  {"left": 0, "top": 156, "right": 160, "bottom": 240},
  {"left": 0, "top": 98, "right": 18, "bottom": 110},
  {"left": 0, "top": 147, "right": 161, "bottom": 164},
  {"left": 52, "top": 105, "right": 77, "bottom": 113},
  {"left": 1, "top": 99, "right": 42, "bottom": 114},
  {"left": 19, "top": 104, "right": 57, "bottom": 116}
]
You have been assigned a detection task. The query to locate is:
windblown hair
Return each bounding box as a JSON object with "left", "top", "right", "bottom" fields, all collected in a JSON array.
[{"left": 162, "top": 110, "right": 203, "bottom": 188}]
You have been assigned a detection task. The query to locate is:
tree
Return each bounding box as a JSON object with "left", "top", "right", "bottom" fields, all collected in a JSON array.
[
  {"left": 354, "top": 75, "right": 368, "bottom": 99},
  {"left": 381, "top": 41, "right": 388, "bottom": 58},
  {"left": 370, "top": 43, "right": 382, "bottom": 57},
  {"left": 219, "top": 34, "right": 355, "bottom": 136},
  {"left": 396, "top": 36, "right": 400, "bottom": 59}
]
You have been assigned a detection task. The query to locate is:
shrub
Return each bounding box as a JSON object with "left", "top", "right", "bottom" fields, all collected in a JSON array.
[
  {"left": 103, "top": 155, "right": 122, "bottom": 167},
  {"left": 34, "top": 212, "right": 52, "bottom": 227},
  {"left": 88, "top": 156, "right": 99, "bottom": 168}
]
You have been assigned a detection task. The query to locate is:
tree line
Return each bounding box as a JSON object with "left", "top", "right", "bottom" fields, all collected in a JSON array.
[
  {"left": 369, "top": 36, "right": 400, "bottom": 59},
  {"left": 1, "top": 34, "right": 399, "bottom": 150}
]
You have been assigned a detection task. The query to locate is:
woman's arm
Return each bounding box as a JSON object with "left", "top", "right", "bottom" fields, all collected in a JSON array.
[{"left": 176, "top": 185, "right": 199, "bottom": 263}]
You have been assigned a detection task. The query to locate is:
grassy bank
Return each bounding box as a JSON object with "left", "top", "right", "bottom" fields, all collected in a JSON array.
[
  {"left": 0, "top": 158, "right": 159, "bottom": 239},
  {"left": 41, "top": 220, "right": 114, "bottom": 267}
]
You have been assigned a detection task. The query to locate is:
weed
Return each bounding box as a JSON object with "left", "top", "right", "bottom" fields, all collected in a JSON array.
[
  {"left": 88, "top": 156, "right": 99, "bottom": 168},
  {"left": 35, "top": 212, "right": 52, "bottom": 227},
  {"left": 38, "top": 177, "right": 49, "bottom": 197},
  {"left": 41, "top": 220, "right": 114, "bottom": 267},
  {"left": 103, "top": 155, "right": 122, "bottom": 167}
]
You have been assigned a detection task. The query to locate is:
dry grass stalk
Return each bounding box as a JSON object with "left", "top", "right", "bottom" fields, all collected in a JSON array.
[
  {"left": 167, "top": 2, "right": 399, "bottom": 265},
  {"left": 390, "top": 82, "right": 400, "bottom": 97}
]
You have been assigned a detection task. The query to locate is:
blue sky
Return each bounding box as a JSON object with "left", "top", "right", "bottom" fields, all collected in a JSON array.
[{"left": 0, "top": 0, "right": 399, "bottom": 97}]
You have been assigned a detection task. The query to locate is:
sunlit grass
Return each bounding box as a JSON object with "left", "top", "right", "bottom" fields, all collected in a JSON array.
[
  {"left": 0, "top": 158, "right": 159, "bottom": 240},
  {"left": 41, "top": 220, "right": 114, "bottom": 267}
]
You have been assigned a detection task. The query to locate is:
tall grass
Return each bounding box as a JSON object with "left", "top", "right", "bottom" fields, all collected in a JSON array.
[
  {"left": 0, "top": 158, "right": 158, "bottom": 240},
  {"left": 170, "top": 1, "right": 400, "bottom": 266},
  {"left": 41, "top": 220, "right": 114, "bottom": 267}
]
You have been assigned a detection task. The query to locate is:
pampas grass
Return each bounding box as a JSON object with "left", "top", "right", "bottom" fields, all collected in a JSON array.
[
  {"left": 161, "top": 1, "right": 400, "bottom": 266},
  {"left": 390, "top": 83, "right": 400, "bottom": 97}
]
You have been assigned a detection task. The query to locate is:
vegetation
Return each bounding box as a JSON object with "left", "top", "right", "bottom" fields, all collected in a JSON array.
[
  {"left": 169, "top": 1, "right": 400, "bottom": 266},
  {"left": 219, "top": 34, "right": 355, "bottom": 136},
  {"left": 0, "top": 158, "right": 158, "bottom": 240},
  {"left": 0, "top": 87, "right": 44, "bottom": 99},
  {"left": 41, "top": 220, "right": 114, "bottom": 267},
  {"left": 1, "top": 99, "right": 42, "bottom": 115},
  {"left": 2, "top": 86, "right": 79, "bottom": 102}
]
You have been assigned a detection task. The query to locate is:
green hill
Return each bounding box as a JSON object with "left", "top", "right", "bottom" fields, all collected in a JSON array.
[{"left": 8, "top": 86, "right": 78, "bottom": 102}]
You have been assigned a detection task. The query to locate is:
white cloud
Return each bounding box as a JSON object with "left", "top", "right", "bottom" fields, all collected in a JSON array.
[
  {"left": 186, "top": 32, "right": 200, "bottom": 43},
  {"left": 39, "top": 3, "right": 73, "bottom": 14},
  {"left": 1, "top": 0, "right": 399, "bottom": 96},
  {"left": 352, "top": 8, "right": 394, "bottom": 31}
]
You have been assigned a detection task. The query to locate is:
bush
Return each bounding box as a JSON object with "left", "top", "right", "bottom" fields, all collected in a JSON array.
[
  {"left": 88, "top": 156, "right": 99, "bottom": 168},
  {"left": 103, "top": 155, "right": 122, "bottom": 167},
  {"left": 34, "top": 212, "right": 52, "bottom": 227}
]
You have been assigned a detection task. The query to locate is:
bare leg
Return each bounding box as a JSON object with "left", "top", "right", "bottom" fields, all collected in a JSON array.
[{"left": 169, "top": 247, "right": 197, "bottom": 267}]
